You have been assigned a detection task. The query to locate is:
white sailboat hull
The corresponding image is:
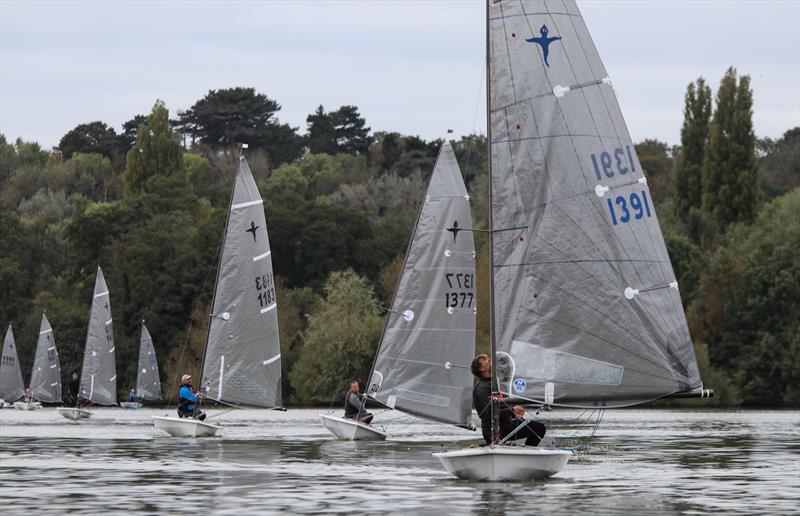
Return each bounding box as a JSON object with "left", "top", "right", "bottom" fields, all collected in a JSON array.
[
  {"left": 319, "top": 413, "right": 388, "bottom": 441},
  {"left": 434, "top": 446, "right": 571, "bottom": 481},
  {"left": 14, "top": 401, "right": 42, "bottom": 411},
  {"left": 57, "top": 407, "right": 92, "bottom": 420},
  {"left": 120, "top": 402, "right": 143, "bottom": 409},
  {"left": 152, "top": 416, "right": 220, "bottom": 437}
]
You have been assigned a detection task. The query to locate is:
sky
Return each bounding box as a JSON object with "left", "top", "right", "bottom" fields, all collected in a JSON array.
[{"left": 1, "top": 0, "right": 798, "bottom": 150}]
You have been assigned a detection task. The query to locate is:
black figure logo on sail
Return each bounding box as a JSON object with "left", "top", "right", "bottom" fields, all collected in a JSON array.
[
  {"left": 526, "top": 24, "right": 562, "bottom": 67},
  {"left": 446, "top": 220, "right": 462, "bottom": 243},
  {"left": 246, "top": 221, "right": 259, "bottom": 242}
]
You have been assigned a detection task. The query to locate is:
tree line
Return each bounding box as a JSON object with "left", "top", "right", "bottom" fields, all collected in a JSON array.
[{"left": 0, "top": 74, "right": 797, "bottom": 407}]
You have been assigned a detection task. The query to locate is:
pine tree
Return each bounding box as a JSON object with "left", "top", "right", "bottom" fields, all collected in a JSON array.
[
  {"left": 702, "top": 67, "right": 759, "bottom": 230},
  {"left": 674, "top": 78, "right": 711, "bottom": 223}
]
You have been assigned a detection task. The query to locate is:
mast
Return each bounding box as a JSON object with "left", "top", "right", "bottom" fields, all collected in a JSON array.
[
  {"left": 485, "top": 0, "right": 499, "bottom": 445},
  {"left": 198, "top": 146, "right": 241, "bottom": 395}
]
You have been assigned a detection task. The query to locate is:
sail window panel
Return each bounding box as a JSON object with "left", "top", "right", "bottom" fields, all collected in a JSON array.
[{"left": 372, "top": 362, "right": 473, "bottom": 425}]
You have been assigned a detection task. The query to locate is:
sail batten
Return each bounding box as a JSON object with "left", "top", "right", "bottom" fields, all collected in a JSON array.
[
  {"left": 200, "top": 157, "right": 281, "bottom": 408},
  {"left": 489, "top": 0, "right": 701, "bottom": 407},
  {"left": 30, "top": 314, "right": 62, "bottom": 403},
  {"left": 368, "top": 142, "right": 476, "bottom": 426},
  {"left": 79, "top": 267, "right": 117, "bottom": 405}
]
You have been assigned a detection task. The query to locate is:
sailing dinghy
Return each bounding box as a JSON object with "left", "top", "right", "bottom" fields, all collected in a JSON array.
[
  {"left": 320, "top": 142, "right": 476, "bottom": 441},
  {"left": 0, "top": 325, "right": 25, "bottom": 407},
  {"left": 153, "top": 154, "right": 282, "bottom": 437},
  {"left": 16, "top": 314, "right": 62, "bottom": 411},
  {"left": 58, "top": 267, "right": 117, "bottom": 421},
  {"left": 434, "top": 0, "right": 711, "bottom": 481},
  {"left": 121, "top": 322, "right": 161, "bottom": 409}
]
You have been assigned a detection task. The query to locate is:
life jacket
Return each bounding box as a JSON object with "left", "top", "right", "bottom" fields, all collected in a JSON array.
[
  {"left": 177, "top": 386, "right": 195, "bottom": 415},
  {"left": 343, "top": 391, "right": 361, "bottom": 419}
]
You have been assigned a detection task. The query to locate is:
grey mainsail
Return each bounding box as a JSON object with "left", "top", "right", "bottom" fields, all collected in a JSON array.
[
  {"left": 0, "top": 325, "right": 25, "bottom": 401},
  {"left": 79, "top": 266, "right": 117, "bottom": 405},
  {"left": 29, "top": 313, "right": 62, "bottom": 403},
  {"left": 136, "top": 322, "right": 161, "bottom": 401},
  {"left": 367, "top": 142, "right": 476, "bottom": 426},
  {"left": 488, "top": 0, "right": 702, "bottom": 407},
  {"left": 200, "top": 156, "right": 281, "bottom": 408}
]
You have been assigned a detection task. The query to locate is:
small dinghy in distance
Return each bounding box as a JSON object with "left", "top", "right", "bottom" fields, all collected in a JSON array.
[
  {"left": 153, "top": 152, "right": 283, "bottom": 438},
  {"left": 123, "top": 322, "right": 162, "bottom": 410},
  {"left": 318, "top": 413, "right": 388, "bottom": 441},
  {"left": 437, "top": 0, "right": 712, "bottom": 482},
  {"left": 59, "top": 267, "right": 118, "bottom": 421}
]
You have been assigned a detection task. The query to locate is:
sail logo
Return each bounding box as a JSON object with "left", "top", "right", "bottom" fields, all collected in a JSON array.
[
  {"left": 246, "top": 221, "right": 259, "bottom": 242},
  {"left": 446, "top": 220, "right": 462, "bottom": 242},
  {"left": 512, "top": 378, "right": 527, "bottom": 393},
  {"left": 526, "top": 24, "right": 562, "bottom": 67}
]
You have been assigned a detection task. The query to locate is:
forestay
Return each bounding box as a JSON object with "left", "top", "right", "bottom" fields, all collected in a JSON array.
[
  {"left": 368, "top": 142, "right": 476, "bottom": 426},
  {"left": 30, "top": 313, "right": 62, "bottom": 403},
  {"left": 79, "top": 266, "right": 117, "bottom": 405},
  {"left": 201, "top": 156, "right": 281, "bottom": 408},
  {"left": 489, "top": 0, "right": 702, "bottom": 407},
  {"left": 0, "top": 326, "right": 25, "bottom": 402},
  {"left": 136, "top": 322, "right": 161, "bottom": 401}
]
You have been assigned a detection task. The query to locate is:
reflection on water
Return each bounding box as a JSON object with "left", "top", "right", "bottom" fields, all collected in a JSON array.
[{"left": 0, "top": 408, "right": 798, "bottom": 514}]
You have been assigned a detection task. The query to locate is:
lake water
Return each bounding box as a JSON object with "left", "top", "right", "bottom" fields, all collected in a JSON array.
[{"left": 1, "top": 408, "right": 798, "bottom": 514}]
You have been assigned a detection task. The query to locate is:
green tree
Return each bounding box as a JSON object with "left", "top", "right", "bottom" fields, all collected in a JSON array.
[
  {"left": 689, "top": 190, "right": 800, "bottom": 405},
  {"left": 289, "top": 270, "right": 383, "bottom": 403},
  {"left": 58, "top": 121, "right": 118, "bottom": 160},
  {"left": 176, "top": 87, "right": 303, "bottom": 165},
  {"left": 306, "top": 105, "right": 371, "bottom": 156},
  {"left": 702, "top": 68, "right": 759, "bottom": 231},
  {"left": 0, "top": 134, "right": 19, "bottom": 188},
  {"left": 758, "top": 127, "right": 800, "bottom": 198},
  {"left": 118, "top": 114, "right": 148, "bottom": 155},
  {"left": 674, "top": 77, "right": 712, "bottom": 224},
  {"left": 636, "top": 139, "right": 674, "bottom": 203},
  {"left": 64, "top": 153, "right": 116, "bottom": 201},
  {"left": 125, "top": 101, "right": 185, "bottom": 196}
]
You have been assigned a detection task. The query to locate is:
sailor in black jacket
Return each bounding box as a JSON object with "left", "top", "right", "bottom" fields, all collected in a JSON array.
[{"left": 471, "top": 354, "right": 546, "bottom": 446}]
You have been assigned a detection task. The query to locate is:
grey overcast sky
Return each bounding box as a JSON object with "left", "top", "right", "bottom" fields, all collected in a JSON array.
[{"left": 1, "top": 1, "right": 798, "bottom": 150}]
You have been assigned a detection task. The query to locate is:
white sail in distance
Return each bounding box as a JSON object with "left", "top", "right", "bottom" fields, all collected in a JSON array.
[
  {"left": 0, "top": 325, "right": 25, "bottom": 402},
  {"left": 79, "top": 266, "right": 117, "bottom": 405},
  {"left": 30, "top": 313, "right": 62, "bottom": 403},
  {"left": 136, "top": 322, "right": 161, "bottom": 401}
]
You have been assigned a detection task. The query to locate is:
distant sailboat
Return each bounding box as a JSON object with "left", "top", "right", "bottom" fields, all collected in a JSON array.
[
  {"left": 58, "top": 266, "right": 117, "bottom": 421},
  {"left": 16, "top": 314, "right": 62, "bottom": 410},
  {"left": 0, "top": 325, "right": 25, "bottom": 406},
  {"left": 320, "top": 141, "right": 476, "bottom": 440},
  {"left": 153, "top": 153, "right": 282, "bottom": 437},
  {"left": 121, "top": 322, "right": 162, "bottom": 409},
  {"left": 435, "top": 0, "right": 711, "bottom": 481}
]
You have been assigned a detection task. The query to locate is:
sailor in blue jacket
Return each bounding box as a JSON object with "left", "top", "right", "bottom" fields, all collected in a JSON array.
[{"left": 178, "top": 374, "right": 206, "bottom": 421}]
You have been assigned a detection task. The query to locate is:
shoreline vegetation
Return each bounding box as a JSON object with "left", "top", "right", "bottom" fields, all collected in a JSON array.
[{"left": 1, "top": 77, "right": 798, "bottom": 409}]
